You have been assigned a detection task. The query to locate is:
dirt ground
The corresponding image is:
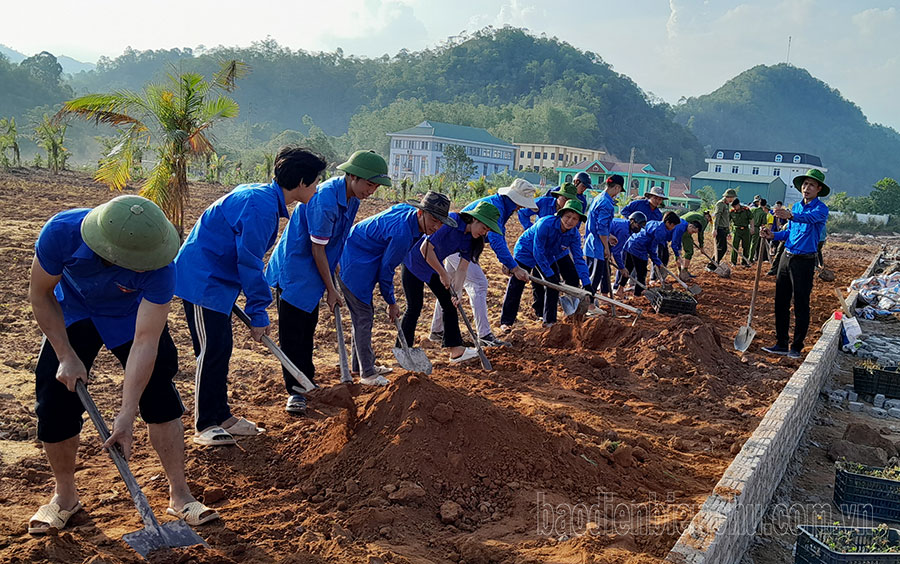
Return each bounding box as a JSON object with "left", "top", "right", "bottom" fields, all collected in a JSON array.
[{"left": 0, "top": 168, "right": 879, "bottom": 564}]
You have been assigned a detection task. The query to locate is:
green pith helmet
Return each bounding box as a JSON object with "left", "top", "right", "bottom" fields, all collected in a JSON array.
[
  {"left": 724, "top": 188, "right": 738, "bottom": 198},
  {"left": 550, "top": 182, "right": 579, "bottom": 200},
  {"left": 793, "top": 168, "right": 830, "bottom": 197},
  {"left": 80, "top": 195, "right": 179, "bottom": 271},
  {"left": 556, "top": 198, "right": 587, "bottom": 222},
  {"left": 461, "top": 201, "right": 503, "bottom": 235},
  {"left": 337, "top": 150, "right": 392, "bottom": 187}
]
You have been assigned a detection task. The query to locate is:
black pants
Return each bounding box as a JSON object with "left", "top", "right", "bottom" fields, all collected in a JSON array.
[
  {"left": 587, "top": 257, "right": 610, "bottom": 295},
  {"left": 624, "top": 252, "right": 649, "bottom": 296},
  {"left": 500, "top": 257, "right": 580, "bottom": 326},
  {"left": 774, "top": 252, "right": 816, "bottom": 351},
  {"left": 183, "top": 300, "right": 234, "bottom": 432},
  {"left": 769, "top": 241, "right": 786, "bottom": 272},
  {"left": 35, "top": 318, "right": 182, "bottom": 443},
  {"left": 400, "top": 265, "right": 463, "bottom": 348},
  {"left": 817, "top": 240, "right": 825, "bottom": 268},
  {"left": 655, "top": 244, "right": 670, "bottom": 275},
  {"left": 275, "top": 290, "right": 318, "bottom": 396},
  {"left": 715, "top": 227, "right": 729, "bottom": 263}
]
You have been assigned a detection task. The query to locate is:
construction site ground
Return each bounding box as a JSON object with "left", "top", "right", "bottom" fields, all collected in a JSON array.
[{"left": 0, "top": 169, "right": 879, "bottom": 564}]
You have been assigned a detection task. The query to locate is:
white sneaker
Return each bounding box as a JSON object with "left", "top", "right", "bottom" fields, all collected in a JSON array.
[
  {"left": 359, "top": 374, "right": 390, "bottom": 386},
  {"left": 450, "top": 348, "right": 479, "bottom": 363},
  {"left": 351, "top": 365, "right": 393, "bottom": 377}
]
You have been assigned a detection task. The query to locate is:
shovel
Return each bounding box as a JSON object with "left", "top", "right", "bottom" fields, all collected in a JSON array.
[
  {"left": 332, "top": 276, "right": 353, "bottom": 384},
  {"left": 697, "top": 244, "right": 731, "bottom": 278},
  {"left": 75, "top": 380, "right": 207, "bottom": 558},
  {"left": 657, "top": 265, "right": 702, "bottom": 296},
  {"left": 391, "top": 318, "right": 433, "bottom": 375},
  {"left": 450, "top": 287, "right": 492, "bottom": 371},
  {"left": 526, "top": 274, "right": 589, "bottom": 316},
  {"left": 734, "top": 248, "right": 765, "bottom": 352},
  {"left": 232, "top": 305, "right": 316, "bottom": 393}
]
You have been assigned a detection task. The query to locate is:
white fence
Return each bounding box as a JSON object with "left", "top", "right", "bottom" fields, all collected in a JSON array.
[{"left": 829, "top": 210, "right": 891, "bottom": 225}]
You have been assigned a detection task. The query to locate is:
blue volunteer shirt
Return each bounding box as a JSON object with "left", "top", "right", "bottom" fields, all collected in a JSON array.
[
  {"left": 266, "top": 176, "right": 360, "bottom": 313},
  {"left": 518, "top": 195, "right": 560, "bottom": 230},
  {"left": 514, "top": 215, "right": 591, "bottom": 286},
  {"left": 583, "top": 191, "right": 616, "bottom": 260},
  {"left": 670, "top": 219, "right": 690, "bottom": 258},
  {"left": 624, "top": 220, "right": 673, "bottom": 266},
  {"left": 772, "top": 197, "right": 829, "bottom": 255},
  {"left": 543, "top": 186, "right": 589, "bottom": 214},
  {"left": 35, "top": 209, "right": 175, "bottom": 349},
  {"left": 462, "top": 194, "right": 518, "bottom": 271},
  {"left": 403, "top": 212, "right": 473, "bottom": 283},
  {"left": 338, "top": 204, "right": 423, "bottom": 306},
  {"left": 620, "top": 198, "right": 663, "bottom": 223},
  {"left": 608, "top": 218, "right": 632, "bottom": 270},
  {"left": 175, "top": 181, "right": 288, "bottom": 327}
]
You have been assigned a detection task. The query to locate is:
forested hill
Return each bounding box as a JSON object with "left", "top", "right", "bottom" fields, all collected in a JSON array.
[
  {"left": 61, "top": 28, "right": 706, "bottom": 174},
  {"left": 673, "top": 64, "right": 900, "bottom": 196}
]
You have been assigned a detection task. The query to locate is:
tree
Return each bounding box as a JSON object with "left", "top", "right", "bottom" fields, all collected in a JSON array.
[
  {"left": 57, "top": 61, "right": 247, "bottom": 235},
  {"left": 467, "top": 176, "right": 490, "bottom": 199},
  {"left": 695, "top": 185, "right": 717, "bottom": 210},
  {"left": 0, "top": 117, "right": 21, "bottom": 167},
  {"left": 443, "top": 145, "right": 476, "bottom": 198},
  {"left": 539, "top": 167, "right": 557, "bottom": 185},
  {"left": 32, "top": 114, "right": 67, "bottom": 173},
  {"left": 868, "top": 178, "right": 900, "bottom": 216}
]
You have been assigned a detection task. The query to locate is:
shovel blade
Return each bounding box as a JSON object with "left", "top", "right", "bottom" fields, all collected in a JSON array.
[
  {"left": 123, "top": 520, "right": 207, "bottom": 558},
  {"left": 689, "top": 284, "right": 703, "bottom": 296},
  {"left": 734, "top": 325, "right": 757, "bottom": 352},
  {"left": 715, "top": 264, "right": 732, "bottom": 278},
  {"left": 392, "top": 347, "right": 433, "bottom": 375},
  {"left": 560, "top": 296, "right": 579, "bottom": 316}
]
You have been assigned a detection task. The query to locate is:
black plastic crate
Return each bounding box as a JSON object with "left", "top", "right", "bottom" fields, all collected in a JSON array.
[
  {"left": 795, "top": 525, "right": 900, "bottom": 563},
  {"left": 649, "top": 290, "right": 697, "bottom": 316},
  {"left": 853, "top": 366, "right": 900, "bottom": 399},
  {"left": 834, "top": 463, "right": 900, "bottom": 523}
]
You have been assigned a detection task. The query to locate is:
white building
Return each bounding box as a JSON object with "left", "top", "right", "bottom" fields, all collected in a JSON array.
[
  {"left": 705, "top": 149, "right": 826, "bottom": 205},
  {"left": 514, "top": 143, "right": 606, "bottom": 172},
  {"left": 387, "top": 120, "right": 515, "bottom": 183}
]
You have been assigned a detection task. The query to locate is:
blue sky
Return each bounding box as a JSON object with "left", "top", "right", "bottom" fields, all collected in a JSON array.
[{"left": 5, "top": 0, "right": 899, "bottom": 130}]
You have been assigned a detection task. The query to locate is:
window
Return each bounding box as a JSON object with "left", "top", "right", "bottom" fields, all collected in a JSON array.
[
  {"left": 752, "top": 167, "right": 759, "bottom": 175},
  {"left": 715, "top": 165, "right": 722, "bottom": 173},
  {"left": 535, "top": 166, "right": 541, "bottom": 172},
  {"left": 734, "top": 152, "right": 741, "bottom": 160},
  {"left": 526, "top": 151, "right": 531, "bottom": 158},
  {"left": 520, "top": 151, "right": 525, "bottom": 158},
  {"left": 773, "top": 168, "right": 780, "bottom": 176},
  {"left": 518, "top": 165, "right": 523, "bottom": 170},
  {"left": 793, "top": 155, "right": 801, "bottom": 163},
  {"left": 650, "top": 180, "right": 656, "bottom": 187},
  {"left": 716, "top": 151, "right": 724, "bottom": 159},
  {"left": 543, "top": 152, "right": 548, "bottom": 159},
  {"left": 775, "top": 154, "right": 783, "bottom": 163},
  {"left": 732, "top": 166, "right": 739, "bottom": 174},
  {"left": 550, "top": 153, "right": 555, "bottom": 160}
]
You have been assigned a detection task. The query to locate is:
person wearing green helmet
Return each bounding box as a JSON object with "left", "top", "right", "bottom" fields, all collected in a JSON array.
[
  {"left": 27, "top": 195, "right": 220, "bottom": 534},
  {"left": 517, "top": 181, "right": 580, "bottom": 230}
]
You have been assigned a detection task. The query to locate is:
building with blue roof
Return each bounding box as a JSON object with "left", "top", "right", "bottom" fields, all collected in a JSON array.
[{"left": 700, "top": 149, "right": 826, "bottom": 205}]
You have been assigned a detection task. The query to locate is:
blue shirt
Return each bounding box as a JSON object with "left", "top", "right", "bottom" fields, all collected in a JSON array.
[
  {"left": 608, "top": 218, "right": 632, "bottom": 270},
  {"left": 266, "top": 176, "right": 360, "bottom": 313},
  {"left": 583, "top": 191, "right": 616, "bottom": 260},
  {"left": 462, "top": 194, "right": 518, "bottom": 271},
  {"left": 338, "top": 204, "right": 423, "bottom": 305},
  {"left": 175, "top": 181, "right": 288, "bottom": 327},
  {"left": 543, "top": 186, "right": 588, "bottom": 213},
  {"left": 620, "top": 198, "right": 663, "bottom": 223},
  {"left": 625, "top": 220, "right": 674, "bottom": 266},
  {"left": 772, "top": 198, "right": 829, "bottom": 255},
  {"left": 403, "top": 212, "right": 474, "bottom": 283},
  {"left": 35, "top": 209, "right": 175, "bottom": 349},
  {"left": 514, "top": 215, "right": 591, "bottom": 286},
  {"left": 670, "top": 219, "right": 690, "bottom": 258},
  {"left": 518, "top": 195, "right": 560, "bottom": 230}
]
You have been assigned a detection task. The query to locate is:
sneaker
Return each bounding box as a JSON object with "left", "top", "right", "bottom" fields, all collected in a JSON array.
[
  {"left": 499, "top": 324, "right": 512, "bottom": 334},
  {"left": 359, "top": 374, "right": 390, "bottom": 386},
  {"left": 479, "top": 333, "right": 510, "bottom": 347},
  {"left": 542, "top": 322, "right": 556, "bottom": 328},
  {"left": 285, "top": 394, "right": 307, "bottom": 415},
  {"left": 706, "top": 263, "right": 717, "bottom": 272},
  {"left": 787, "top": 349, "right": 803, "bottom": 359},
  {"left": 450, "top": 347, "right": 479, "bottom": 364},
  {"left": 351, "top": 365, "right": 393, "bottom": 377},
  {"left": 766, "top": 269, "right": 776, "bottom": 276},
  {"left": 427, "top": 331, "right": 444, "bottom": 343},
  {"left": 761, "top": 344, "right": 789, "bottom": 355}
]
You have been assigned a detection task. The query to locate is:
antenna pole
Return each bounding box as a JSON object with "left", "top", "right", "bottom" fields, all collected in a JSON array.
[{"left": 786, "top": 36, "right": 792, "bottom": 64}]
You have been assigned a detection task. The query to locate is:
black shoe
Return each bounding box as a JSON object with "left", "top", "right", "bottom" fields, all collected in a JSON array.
[
  {"left": 761, "top": 344, "right": 789, "bottom": 355},
  {"left": 286, "top": 394, "right": 307, "bottom": 415},
  {"left": 480, "top": 333, "right": 510, "bottom": 347},
  {"left": 706, "top": 263, "right": 717, "bottom": 271},
  {"left": 787, "top": 349, "right": 803, "bottom": 359},
  {"left": 766, "top": 270, "right": 776, "bottom": 276},
  {"left": 427, "top": 331, "right": 443, "bottom": 343}
]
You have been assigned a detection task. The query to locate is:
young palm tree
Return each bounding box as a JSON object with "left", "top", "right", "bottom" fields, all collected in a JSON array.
[
  {"left": 56, "top": 61, "right": 246, "bottom": 235},
  {"left": 0, "top": 117, "right": 21, "bottom": 167},
  {"left": 33, "top": 114, "right": 67, "bottom": 174}
]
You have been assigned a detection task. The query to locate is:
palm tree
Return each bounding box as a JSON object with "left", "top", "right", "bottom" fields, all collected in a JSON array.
[
  {"left": 56, "top": 61, "right": 247, "bottom": 235},
  {"left": 33, "top": 114, "right": 67, "bottom": 174},
  {"left": 0, "top": 117, "right": 21, "bottom": 167}
]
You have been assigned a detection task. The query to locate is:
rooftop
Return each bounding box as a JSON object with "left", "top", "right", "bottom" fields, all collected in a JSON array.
[
  {"left": 709, "top": 149, "right": 824, "bottom": 167},
  {"left": 692, "top": 171, "right": 786, "bottom": 184},
  {"left": 388, "top": 120, "right": 514, "bottom": 147}
]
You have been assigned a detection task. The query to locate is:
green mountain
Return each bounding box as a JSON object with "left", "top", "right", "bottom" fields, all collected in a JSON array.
[{"left": 673, "top": 64, "right": 900, "bottom": 197}]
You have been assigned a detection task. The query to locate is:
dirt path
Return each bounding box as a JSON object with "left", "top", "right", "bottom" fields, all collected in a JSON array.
[{"left": 0, "top": 169, "right": 879, "bottom": 564}]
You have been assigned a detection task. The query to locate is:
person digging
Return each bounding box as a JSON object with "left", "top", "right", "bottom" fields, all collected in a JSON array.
[
  {"left": 27, "top": 195, "right": 219, "bottom": 534},
  {"left": 729, "top": 198, "right": 752, "bottom": 267}
]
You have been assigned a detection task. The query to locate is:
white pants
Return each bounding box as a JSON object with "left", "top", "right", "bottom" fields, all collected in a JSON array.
[{"left": 431, "top": 254, "right": 491, "bottom": 338}]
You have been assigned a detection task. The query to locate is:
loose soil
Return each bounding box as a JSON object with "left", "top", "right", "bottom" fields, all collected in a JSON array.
[{"left": 0, "top": 168, "right": 878, "bottom": 563}]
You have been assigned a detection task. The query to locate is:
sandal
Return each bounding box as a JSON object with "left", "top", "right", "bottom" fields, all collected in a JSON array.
[
  {"left": 221, "top": 417, "right": 265, "bottom": 436},
  {"left": 192, "top": 426, "right": 236, "bottom": 446},
  {"left": 28, "top": 501, "right": 82, "bottom": 534},
  {"left": 166, "top": 501, "right": 220, "bottom": 526}
]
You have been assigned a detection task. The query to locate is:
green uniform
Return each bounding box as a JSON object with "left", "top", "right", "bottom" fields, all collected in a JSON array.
[
  {"left": 730, "top": 205, "right": 752, "bottom": 265},
  {"left": 748, "top": 206, "right": 768, "bottom": 262},
  {"left": 681, "top": 211, "right": 708, "bottom": 261}
]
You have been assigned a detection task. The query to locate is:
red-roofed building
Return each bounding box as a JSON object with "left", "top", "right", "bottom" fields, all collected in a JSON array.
[{"left": 667, "top": 177, "right": 702, "bottom": 210}]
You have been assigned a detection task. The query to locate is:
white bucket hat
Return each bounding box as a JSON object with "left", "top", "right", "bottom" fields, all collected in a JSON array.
[
  {"left": 645, "top": 186, "right": 668, "bottom": 199},
  {"left": 498, "top": 178, "right": 539, "bottom": 210}
]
